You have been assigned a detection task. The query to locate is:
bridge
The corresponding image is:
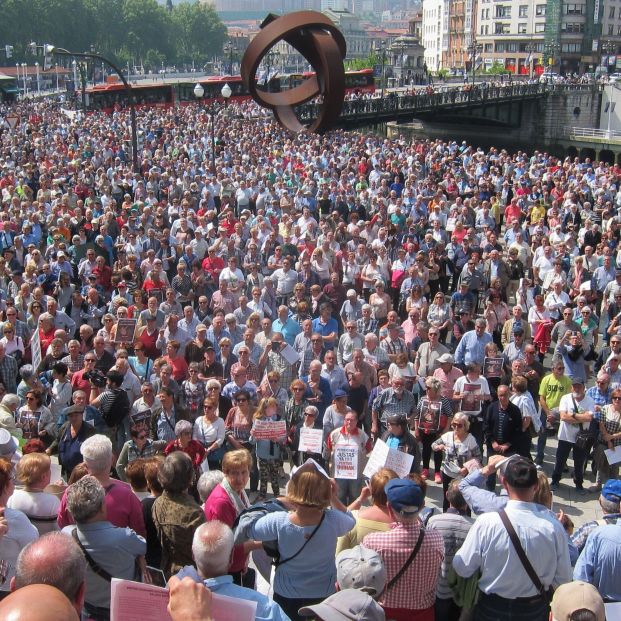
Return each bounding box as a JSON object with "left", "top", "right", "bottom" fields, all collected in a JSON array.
[{"left": 298, "top": 83, "right": 596, "bottom": 130}]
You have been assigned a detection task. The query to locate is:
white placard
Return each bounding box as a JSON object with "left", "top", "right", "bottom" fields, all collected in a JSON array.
[
  {"left": 30, "top": 326, "right": 41, "bottom": 371},
  {"left": 110, "top": 578, "right": 256, "bottom": 621},
  {"left": 334, "top": 445, "right": 358, "bottom": 479},
  {"left": 50, "top": 462, "right": 62, "bottom": 484},
  {"left": 363, "top": 438, "right": 414, "bottom": 479},
  {"left": 605, "top": 602, "right": 621, "bottom": 620},
  {"left": 298, "top": 427, "right": 323, "bottom": 454},
  {"left": 280, "top": 343, "right": 301, "bottom": 366},
  {"left": 605, "top": 446, "right": 621, "bottom": 465}
]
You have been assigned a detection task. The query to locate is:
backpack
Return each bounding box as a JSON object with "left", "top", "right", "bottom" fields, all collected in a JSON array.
[{"left": 100, "top": 389, "right": 130, "bottom": 428}]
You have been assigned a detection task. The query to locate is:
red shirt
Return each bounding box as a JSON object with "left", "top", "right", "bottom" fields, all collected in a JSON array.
[{"left": 201, "top": 256, "right": 224, "bottom": 281}]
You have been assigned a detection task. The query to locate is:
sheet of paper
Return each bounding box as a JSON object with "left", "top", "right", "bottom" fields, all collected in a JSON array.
[
  {"left": 49, "top": 462, "right": 63, "bottom": 484},
  {"left": 363, "top": 439, "right": 413, "bottom": 479},
  {"left": 280, "top": 343, "right": 301, "bottom": 365},
  {"left": 110, "top": 579, "right": 257, "bottom": 621},
  {"left": 605, "top": 602, "right": 621, "bottom": 620},
  {"left": 334, "top": 445, "right": 358, "bottom": 479},
  {"left": 605, "top": 446, "right": 621, "bottom": 465},
  {"left": 298, "top": 427, "right": 323, "bottom": 454}
]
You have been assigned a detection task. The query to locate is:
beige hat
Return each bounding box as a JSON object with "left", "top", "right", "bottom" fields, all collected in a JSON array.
[{"left": 551, "top": 581, "right": 605, "bottom": 621}]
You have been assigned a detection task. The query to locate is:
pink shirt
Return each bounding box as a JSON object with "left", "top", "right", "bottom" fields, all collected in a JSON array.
[
  {"left": 433, "top": 366, "right": 464, "bottom": 400},
  {"left": 57, "top": 479, "right": 146, "bottom": 537}
]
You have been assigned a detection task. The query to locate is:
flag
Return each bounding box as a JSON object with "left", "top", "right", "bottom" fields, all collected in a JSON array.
[{"left": 526, "top": 52, "right": 532, "bottom": 66}]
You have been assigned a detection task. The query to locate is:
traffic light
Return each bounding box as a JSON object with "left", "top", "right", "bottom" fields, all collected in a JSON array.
[
  {"left": 4, "top": 45, "right": 13, "bottom": 59},
  {"left": 43, "top": 44, "right": 54, "bottom": 70}
]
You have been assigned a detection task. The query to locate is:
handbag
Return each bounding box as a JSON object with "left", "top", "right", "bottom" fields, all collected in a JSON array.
[
  {"left": 498, "top": 510, "right": 553, "bottom": 602},
  {"left": 571, "top": 396, "right": 595, "bottom": 452},
  {"left": 377, "top": 527, "right": 425, "bottom": 599}
]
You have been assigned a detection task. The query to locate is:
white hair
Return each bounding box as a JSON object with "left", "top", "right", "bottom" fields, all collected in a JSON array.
[
  {"left": 197, "top": 470, "right": 224, "bottom": 503},
  {"left": 192, "top": 521, "right": 235, "bottom": 577},
  {"left": 1, "top": 393, "right": 20, "bottom": 409},
  {"left": 80, "top": 434, "right": 113, "bottom": 474}
]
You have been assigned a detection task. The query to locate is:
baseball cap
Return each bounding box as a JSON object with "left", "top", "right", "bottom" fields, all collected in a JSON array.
[
  {"left": 336, "top": 546, "right": 386, "bottom": 596},
  {"left": 550, "top": 581, "right": 605, "bottom": 621},
  {"left": 298, "top": 590, "right": 385, "bottom": 621},
  {"left": 437, "top": 353, "right": 454, "bottom": 364},
  {"left": 569, "top": 376, "right": 585, "bottom": 386},
  {"left": 333, "top": 388, "right": 348, "bottom": 399},
  {"left": 601, "top": 478, "right": 621, "bottom": 503},
  {"left": 502, "top": 456, "right": 537, "bottom": 489},
  {"left": 385, "top": 479, "right": 424, "bottom": 515}
]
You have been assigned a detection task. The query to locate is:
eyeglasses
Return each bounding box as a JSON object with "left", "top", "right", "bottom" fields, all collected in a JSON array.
[
  {"left": 26, "top": 396, "right": 35, "bottom": 401},
  {"left": 189, "top": 368, "right": 198, "bottom": 373},
  {"left": 143, "top": 389, "right": 153, "bottom": 394},
  {"left": 32, "top": 305, "right": 41, "bottom": 309},
  {"left": 451, "top": 423, "right": 464, "bottom": 428},
  {"left": 292, "top": 387, "right": 304, "bottom": 392},
  {"left": 235, "top": 398, "right": 248, "bottom": 403},
  {"left": 203, "top": 404, "right": 215, "bottom": 409}
]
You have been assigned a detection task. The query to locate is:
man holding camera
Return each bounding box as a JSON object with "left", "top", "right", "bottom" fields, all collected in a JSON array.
[
  {"left": 258, "top": 332, "right": 299, "bottom": 390},
  {"left": 89, "top": 369, "right": 130, "bottom": 453}
]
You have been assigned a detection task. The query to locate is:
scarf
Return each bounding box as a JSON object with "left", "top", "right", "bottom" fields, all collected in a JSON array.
[{"left": 221, "top": 477, "right": 249, "bottom": 516}]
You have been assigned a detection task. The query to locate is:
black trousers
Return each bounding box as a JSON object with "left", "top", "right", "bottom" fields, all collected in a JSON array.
[
  {"left": 552, "top": 439, "right": 587, "bottom": 487},
  {"left": 420, "top": 432, "right": 442, "bottom": 472}
]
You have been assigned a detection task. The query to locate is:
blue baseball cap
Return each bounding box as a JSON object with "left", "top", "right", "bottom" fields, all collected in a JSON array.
[
  {"left": 333, "top": 388, "right": 348, "bottom": 399},
  {"left": 602, "top": 479, "right": 621, "bottom": 503},
  {"left": 385, "top": 479, "right": 423, "bottom": 515}
]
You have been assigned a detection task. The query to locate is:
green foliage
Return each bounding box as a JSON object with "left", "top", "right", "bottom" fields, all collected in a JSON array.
[
  {"left": 0, "top": 0, "right": 227, "bottom": 68},
  {"left": 485, "top": 62, "right": 511, "bottom": 75},
  {"left": 436, "top": 68, "right": 449, "bottom": 78},
  {"left": 345, "top": 51, "right": 378, "bottom": 71}
]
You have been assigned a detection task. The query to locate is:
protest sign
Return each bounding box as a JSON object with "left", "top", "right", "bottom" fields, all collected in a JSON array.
[
  {"left": 114, "top": 318, "right": 138, "bottom": 343},
  {"left": 298, "top": 427, "right": 323, "bottom": 454},
  {"left": 363, "top": 439, "right": 413, "bottom": 479},
  {"left": 483, "top": 356, "right": 504, "bottom": 378},
  {"left": 334, "top": 445, "right": 358, "bottom": 479},
  {"left": 252, "top": 419, "right": 287, "bottom": 441}
]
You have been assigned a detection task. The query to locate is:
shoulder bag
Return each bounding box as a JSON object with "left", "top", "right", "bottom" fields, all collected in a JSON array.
[
  {"left": 273, "top": 512, "right": 326, "bottom": 568},
  {"left": 377, "top": 527, "right": 425, "bottom": 599},
  {"left": 571, "top": 396, "right": 595, "bottom": 452},
  {"left": 498, "top": 509, "right": 553, "bottom": 602}
]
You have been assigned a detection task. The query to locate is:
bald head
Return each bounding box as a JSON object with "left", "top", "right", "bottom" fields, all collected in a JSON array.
[
  {"left": 0, "top": 584, "right": 79, "bottom": 621},
  {"left": 13, "top": 532, "right": 86, "bottom": 617}
]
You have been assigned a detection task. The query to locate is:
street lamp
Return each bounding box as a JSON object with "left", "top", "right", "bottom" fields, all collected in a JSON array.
[
  {"left": 606, "top": 77, "right": 618, "bottom": 139},
  {"left": 34, "top": 62, "right": 40, "bottom": 94},
  {"left": 468, "top": 40, "right": 482, "bottom": 87},
  {"left": 21, "top": 63, "right": 27, "bottom": 96},
  {"left": 373, "top": 40, "right": 387, "bottom": 100},
  {"left": 194, "top": 82, "right": 233, "bottom": 171},
  {"left": 50, "top": 45, "right": 139, "bottom": 173},
  {"left": 223, "top": 42, "right": 234, "bottom": 75},
  {"left": 525, "top": 42, "right": 536, "bottom": 79}
]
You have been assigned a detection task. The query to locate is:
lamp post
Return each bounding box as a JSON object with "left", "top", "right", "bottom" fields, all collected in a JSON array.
[
  {"left": 607, "top": 77, "right": 617, "bottom": 139},
  {"left": 468, "top": 40, "right": 482, "bottom": 87},
  {"left": 223, "top": 42, "right": 234, "bottom": 75},
  {"left": 525, "top": 42, "right": 536, "bottom": 79},
  {"left": 194, "top": 82, "right": 232, "bottom": 172},
  {"left": 34, "top": 62, "right": 40, "bottom": 94},
  {"left": 54, "top": 63, "right": 59, "bottom": 91},
  {"left": 51, "top": 46, "right": 139, "bottom": 173},
  {"left": 21, "top": 63, "right": 27, "bottom": 96},
  {"left": 374, "top": 40, "right": 387, "bottom": 100},
  {"left": 15, "top": 64, "right": 19, "bottom": 97}
]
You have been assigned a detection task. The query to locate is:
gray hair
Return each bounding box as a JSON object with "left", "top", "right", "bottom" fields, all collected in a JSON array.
[
  {"left": 600, "top": 495, "right": 620, "bottom": 514},
  {"left": 362, "top": 304, "right": 372, "bottom": 312},
  {"left": 80, "top": 435, "right": 113, "bottom": 475},
  {"left": 197, "top": 470, "right": 225, "bottom": 503},
  {"left": 158, "top": 451, "right": 194, "bottom": 493},
  {"left": 1, "top": 393, "right": 20, "bottom": 409},
  {"left": 67, "top": 475, "right": 105, "bottom": 522},
  {"left": 175, "top": 420, "right": 193, "bottom": 437},
  {"left": 15, "top": 532, "right": 86, "bottom": 603},
  {"left": 192, "top": 521, "right": 235, "bottom": 577},
  {"left": 206, "top": 378, "right": 221, "bottom": 391},
  {"left": 452, "top": 412, "right": 470, "bottom": 431},
  {"left": 475, "top": 317, "right": 487, "bottom": 328},
  {"left": 425, "top": 377, "right": 442, "bottom": 392}
]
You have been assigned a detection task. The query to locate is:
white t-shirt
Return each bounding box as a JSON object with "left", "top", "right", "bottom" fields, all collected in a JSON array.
[
  {"left": 8, "top": 489, "right": 61, "bottom": 535},
  {"left": 558, "top": 392, "right": 595, "bottom": 443},
  {"left": 453, "top": 375, "right": 490, "bottom": 417}
]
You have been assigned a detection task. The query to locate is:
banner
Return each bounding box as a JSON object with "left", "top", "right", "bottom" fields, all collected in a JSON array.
[
  {"left": 298, "top": 427, "right": 323, "bottom": 454},
  {"left": 460, "top": 383, "right": 482, "bottom": 413},
  {"left": 334, "top": 445, "right": 358, "bottom": 480},
  {"left": 252, "top": 419, "right": 287, "bottom": 441},
  {"left": 417, "top": 399, "right": 442, "bottom": 433},
  {"left": 30, "top": 326, "right": 41, "bottom": 372},
  {"left": 363, "top": 439, "right": 413, "bottom": 479}
]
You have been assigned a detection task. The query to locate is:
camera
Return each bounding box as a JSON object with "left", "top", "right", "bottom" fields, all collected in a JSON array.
[{"left": 84, "top": 369, "right": 107, "bottom": 388}]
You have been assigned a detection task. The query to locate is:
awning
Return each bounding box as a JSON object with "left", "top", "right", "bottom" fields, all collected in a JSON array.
[{"left": 0, "top": 86, "right": 18, "bottom": 94}]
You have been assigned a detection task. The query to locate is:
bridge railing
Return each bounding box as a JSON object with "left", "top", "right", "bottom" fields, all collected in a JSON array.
[
  {"left": 298, "top": 82, "right": 596, "bottom": 123},
  {"left": 561, "top": 126, "right": 621, "bottom": 140}
]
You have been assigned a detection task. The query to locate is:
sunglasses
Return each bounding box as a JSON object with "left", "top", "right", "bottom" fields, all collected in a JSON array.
[
  {"left": 203, "top": 404, "right": 215, "bottom": 409},
  {"left": 137, "top": 435, "right": 147, "bottom": 440},
  {"left": 451, "top": 423, "right": 464, "bottom": 428},
  {"left": 613, "top": 397, "right": 621, "bottom": 401}
]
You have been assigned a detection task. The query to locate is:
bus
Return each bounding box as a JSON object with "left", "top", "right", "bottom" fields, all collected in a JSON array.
[{"left": 84, "top": 69, "right": 375, "bottom": 113}]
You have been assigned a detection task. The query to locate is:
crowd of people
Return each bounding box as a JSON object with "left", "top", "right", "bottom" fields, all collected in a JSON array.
[{"left": 0, "top": 92, "right": 619, "bottom": 621}]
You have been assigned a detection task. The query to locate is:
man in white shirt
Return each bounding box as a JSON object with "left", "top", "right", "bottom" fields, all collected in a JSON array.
[{"left": 550, "top": 377, "right": 595, "bottom": 494}]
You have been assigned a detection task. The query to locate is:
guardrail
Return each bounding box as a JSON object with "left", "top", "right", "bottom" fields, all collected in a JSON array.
[
  {"left": 561, "top": 126, "right": 621, "bottom": 140},
  {"left": 298, "top": 82, "right": 597, "bottom": 123}
]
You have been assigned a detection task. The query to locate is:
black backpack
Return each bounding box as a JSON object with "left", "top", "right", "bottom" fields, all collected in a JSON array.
[{"left": 100, "top": 389, "right": 130, "bottom": 428}]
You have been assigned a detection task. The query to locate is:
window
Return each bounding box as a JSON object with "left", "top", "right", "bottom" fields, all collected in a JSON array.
[
  {"left": 534, "top": 23, "right": 546, "bottom": 32},
  {"left": 494, "top": 22, "right": 510, "bottom": 34},
  {"left": 495, "top": 5, "right": 511, "bottom": 17},
  {"left": 561, "top": 42, "right": 581, "bottom": 53},
  {"left": 610, "top": 6, "right": 615, "bottom": 17},
  {"left": 565, "top": 3, "right": 585, "bottom": 14},
  {"left": 496, "top": 42, "right": 506, "bottom": 52},
  {"left": 535, "top": 4, "right": 546, "bottom": 15},
  {"left": 609, "top": 24, "right": 615, "bottom": 35},
  {"left": 485, "top": 43, "right": 494, "bottom": 52},
  {"left": 562, "top": 22, "right": 585, "bottom": 32},
  {"left": 518, "top": 23, "right": 527, "bottom": 33},
  {"left": 618, "top": 25, "right": 621, "bottom": 35},
  {"left": 507, "top": 42, "right": 518, "bottom": 52},
  {"left": 519, "top": 5, "right": 528, "bottom": 17}
]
